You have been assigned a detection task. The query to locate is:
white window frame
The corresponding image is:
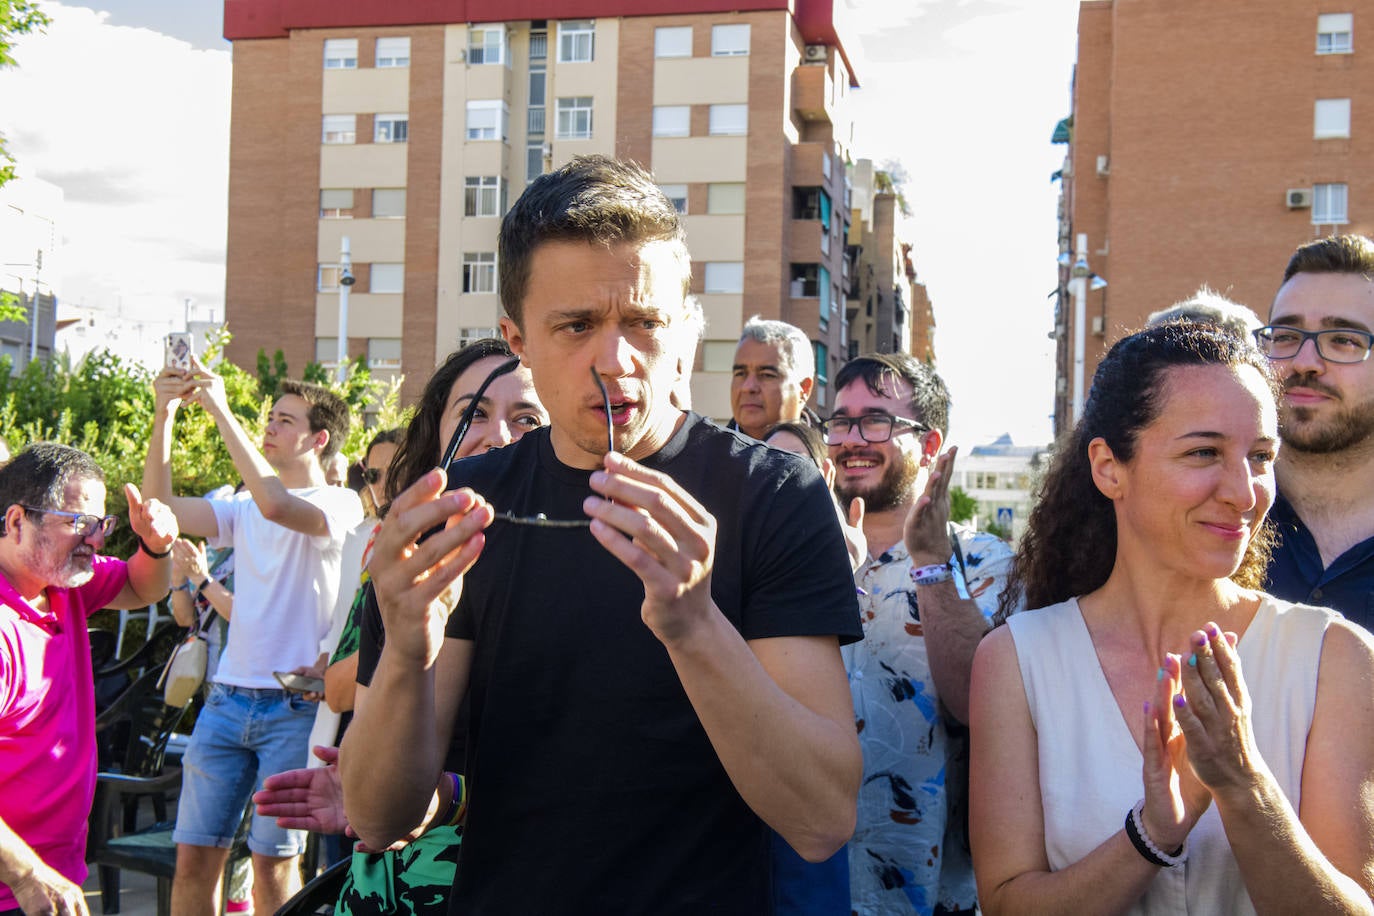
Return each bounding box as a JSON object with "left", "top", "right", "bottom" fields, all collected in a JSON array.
[
  {"left": 318, "top": 264, "right": 342, "bottom": 291},
  {"left": 370, "top": 263, "right": 405, "bottom": 294},
  {"left": 703, "top": 261, "right": 743, "bottom": 294},
  {"left": 322, "top": 114, "right": 356, "bottom": 144},
  {"left": 655, "top": 26, "right": 692, "bottom": 58},
  {"left": 375, "top": 37, "right": 410, "bottom": 67},
  {"left": 558, "top": 20, "right": 594, "bottom": 62},
  {"left": 1313, "top": 183, "right": 1349, "bottom": 224},
  {"left": 372, "top": 188, "right": 406, "bottom": 219},
  {"left": 319, "top": 189, "right": 354, "bottom": 219},
  {"left": 459, "top": 326, "right": 501, "bottom": 349},
  {"left": 652, "top": 105, "right": 690, "bottom": 138},
  {"left": 708, "top": 104, "right": 747, "bottom": 136},
  {"left": 374, "top": 113, "right": 409, "bottom": 143},
  {"left": 711, "top": 24, "right": 750, "bottom": 57},
  {"left": 659, "top": 184, "right": 688, "bottom": 214},
  {"left": 707, "top": 182, "right": 745, "bottom": 214},
  {"left": 1317, "top": 13, "right": 1353, "bottom": 54},
  {"left": 468, "top": 26, "right": 506, "bottom": 65},
  {"left": 526, "top": 142, "right": 545, "bottom": 185},
  {"left": 367, "top": 337, "right": 402, "bottom": 367},
  {"left": 465, "top": 176, "right": 506, "bottom": 217},
  {"left": 315, "top": 337, "right": 339, "bottom": 363},
  {"left": 462, "top": 252, "right": 498, "bottom": 294},
  {"left": 556, "top": 96, "right": 594, "bottom": 140},
  {"left": 323, "top": 39, "right": 357, "bottom": 69},
  {"left": 466, "top": 100, "right": 508, "bottom": 141},
  {"left": 1315, "top": 98, "right": 1351, "bottom": 138}
]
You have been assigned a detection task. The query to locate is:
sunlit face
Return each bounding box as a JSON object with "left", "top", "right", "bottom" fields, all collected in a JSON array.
[
  {"left": 828, "top": 376, "right": 930, "bottom": 513},
  {"left": 363, "top": 440, "right": 398, "bottom": 510},
  {"left": 1267, "top": 271, "right": 1374, "bottom": 454},
  {"left": 436, "top": 355, "right": 547, "bottom": 462},
  {"left": 731, "top": 339, "right": 813, "bottom": 440},
  {"left": 22, "top": 477, "right": 107, "bottom": 590},
  {"left": 262, "top": 394, "right": 323, "bottom": 469},
  {"left": 1102, "top": 364, "right": 1278, "bottom": 581},
  {"left": 501, "top": 239, "right": 691, "bottom": 469}
]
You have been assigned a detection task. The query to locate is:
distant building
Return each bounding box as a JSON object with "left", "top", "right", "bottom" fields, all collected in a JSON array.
[
  {"left": 0, "top": 174, "right": 61, "bottom": 373},
  {"left": 844, "top": 158, "right": 925, "bottom": 361},
  {"left": 954, "top": 434, "right": 1050, "bottom": 544},
  {"left": 1051, "top": 1, "right": 1371, "bottom": 437},
  {"left": 220, "top": 0, "right": 927, "bottom": 417}
]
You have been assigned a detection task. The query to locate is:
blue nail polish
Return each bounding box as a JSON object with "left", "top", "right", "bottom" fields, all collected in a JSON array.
[
  {"left": 1187, "top": 653, "right": 1197, "bottom": 667},
  {"left": 1156, "top": 667, "right": 1166, "bottom": 681}
]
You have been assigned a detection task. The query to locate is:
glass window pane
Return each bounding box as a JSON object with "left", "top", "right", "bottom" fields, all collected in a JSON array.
[
  {"left": 372, "top": 189, "right": 406, "bottom": 218},
  {"left": 322, "top": 115, "right": 356, "bottom": 144},
  {"left": 704, "top": 262, "right": 743, "bottom": 294},
  {"left": 655, "top": 26, "right": 692, "bottom": 58},
  {"left": 711, "top": 24, "right": 750, "bottom": 56},
  {"left": 324, "top": 39, "right": 357, "bottom": 69},
  {"left": 659, "top": 184, "right": 688, "bottom": 214},
  {"left": 1315, "top": 98, "right": 1351, "bottom": 138},
  {"left": 652, "top": 106, "right": 690, "bottom": 138},
  {"left": 376, "top": 37, "right": 410, "bottom": 67},
  {"left": 708, "top": 104, "right": 747, "bottom": 136},
  {"left": 371, "top": 263, "right": 405, "bottom": 294}
]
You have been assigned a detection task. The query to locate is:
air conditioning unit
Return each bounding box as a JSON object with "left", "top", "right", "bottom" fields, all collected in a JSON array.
[
  {"left": 803, "top": 44, "right": 827, "bottom": 62},
  {"left": 1286, "top": 188, "right": 1313, "bottom": 209},
  {"left": 1096, "top": 155, "right": 1110, "bottom": 176}
]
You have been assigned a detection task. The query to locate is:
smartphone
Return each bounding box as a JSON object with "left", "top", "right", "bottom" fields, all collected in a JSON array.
[
  {"left": 165, "top": 332, "right": 193, "bottom": 371},
  {"left": 273, "top": 671, "right": 325, "bottom": 694}
]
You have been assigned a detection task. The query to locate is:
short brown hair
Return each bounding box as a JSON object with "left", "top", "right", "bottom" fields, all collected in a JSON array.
[
  {"left": 277, "top": 379, "right": 351, "bottom": 460},
  {"left": 1282, "top": 234, "right": 1374, "bottom": 284},
  {"left": 498, "top": 155, "right": 690, "bottom": 327}
]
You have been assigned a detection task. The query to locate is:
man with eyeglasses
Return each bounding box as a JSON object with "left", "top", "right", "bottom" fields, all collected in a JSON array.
[
  {"left": 0, "top": 443, "right": 178, "bottom": 916},
  {"left": 1257, "top": 234, "right": 1374, "bottom": 630},
  {"left": 825, "top": 352, "right": 1014, "bottom": 916},
  {"left": 342, "top": 156, "right": 862, "bottom": 913}
]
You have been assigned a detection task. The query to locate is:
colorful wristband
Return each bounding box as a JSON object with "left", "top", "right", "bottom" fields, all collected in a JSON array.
[{"left": 909, "top": 562, "right": 953, "bottom": 586}]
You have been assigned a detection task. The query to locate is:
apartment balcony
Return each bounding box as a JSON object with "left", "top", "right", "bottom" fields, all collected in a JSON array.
[
  {"left": 792, "top": 63, "right": 835, "bottom": 125},
  {"left": 791, "top": 142, "right": 832, "bottom": 190},
  {"left": 790, "top": 218, "right": 825, "bottom": 262}
]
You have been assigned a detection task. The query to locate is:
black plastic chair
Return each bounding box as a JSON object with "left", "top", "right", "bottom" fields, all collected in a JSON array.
[
  {"left": 273, "top": 858, "right": 350, "bottom": 916},
  {"left": 87, "top": 667, "right": 192, "bottom": 914}
]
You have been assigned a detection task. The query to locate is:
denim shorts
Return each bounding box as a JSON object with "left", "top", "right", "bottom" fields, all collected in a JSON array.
[{"left": 173, "top": 682, "right": 316, "bottom": 857}]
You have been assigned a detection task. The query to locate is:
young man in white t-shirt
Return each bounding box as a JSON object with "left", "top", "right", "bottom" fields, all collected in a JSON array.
[{"left": 143, "top": 367, "right": 363, "bottom": 916}]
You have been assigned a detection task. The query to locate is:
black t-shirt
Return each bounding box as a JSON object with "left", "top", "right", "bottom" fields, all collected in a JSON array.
[{"left": 440, "top": 412, "right": 860, "bottom": 914}]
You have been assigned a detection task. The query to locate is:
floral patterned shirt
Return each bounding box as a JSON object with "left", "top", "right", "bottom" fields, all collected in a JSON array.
[{"left": 843, "top": 525, "right": 1014, "bottom": 915}]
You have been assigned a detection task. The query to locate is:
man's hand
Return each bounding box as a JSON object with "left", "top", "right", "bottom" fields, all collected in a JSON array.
[
  {"left": 184, "top": 355, "right": 231, "bottom": 419},
  {"left": 584, "top": 452, "right": 717, "bottom": 645},
  {"left": 903, "top": 445, "right": 957, "bottom": 567},
  {"left": 841, "top": 496, "right": 867, "bottom": 572},
  {"left": 254, "top": 746, "right": 349, "bottom": 835},
  {"left": 370, "top": 468, "right": 493, "bottom": 668},
  {"left": 170, "top": 538, "right": 209, "bottom": 586},
  {"left": 10, "top": 859, "right": 88, "bottom": 916},
  {"left": 151, "top": 367, "right": 196, "bottom": 419},
  {"left": 124, "top": 483, "right": 178, "bottom": 554}
]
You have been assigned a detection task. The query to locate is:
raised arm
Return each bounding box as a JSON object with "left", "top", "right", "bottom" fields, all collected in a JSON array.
[
  {"left": 585, "top": 452, "right": 861, "bottom": 861},
  {"left": 188, "top": 360, "right": 331, "bottom": 537},
  {"left": 143, "top": 369, "right": 219, "bottom": 538},
  {"left": 108, "top": 483, "right": 178, "bottom": 610},
  {"left": 340, "top": 469, "right": 492, "bottom": 849},
  {"left": 904, "top": 446, "right": 999, "bottom": 725},
  {"left": 1184, "top": 620, "right": 1374, "bottom": 912}
]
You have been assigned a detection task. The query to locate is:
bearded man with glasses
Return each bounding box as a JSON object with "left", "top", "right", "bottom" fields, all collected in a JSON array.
[
  {"left": 0, "top": 442, "right": 178, "bottom": 916},
  {"left": 826, "top": 352, "right": 1016, "bottom": 916},
  {"left": 1259, "top": 234, "right": 1374, "bottom": 630}
]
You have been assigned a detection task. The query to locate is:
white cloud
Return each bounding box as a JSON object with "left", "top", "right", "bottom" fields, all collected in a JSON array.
[{"left": 0, "top": 2, "right": 230, "bottom": 322}]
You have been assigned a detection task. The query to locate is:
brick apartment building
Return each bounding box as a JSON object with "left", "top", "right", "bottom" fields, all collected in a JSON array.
[
  {"left": 220, "top": 0, "right": 926, "bottom": 417},
  {"left": 1052, "top": 0, "right": 1373, "bottom": 436}
]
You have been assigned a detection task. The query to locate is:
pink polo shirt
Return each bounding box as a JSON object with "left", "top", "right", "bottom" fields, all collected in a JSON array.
[{"left": 0, "top": 554, "right": 127, "bottom": 909}]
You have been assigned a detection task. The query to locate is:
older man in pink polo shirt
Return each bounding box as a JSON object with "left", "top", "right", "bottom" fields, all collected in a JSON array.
[{"left": 0, "top": 443, "right": 176, "bottom": 916}]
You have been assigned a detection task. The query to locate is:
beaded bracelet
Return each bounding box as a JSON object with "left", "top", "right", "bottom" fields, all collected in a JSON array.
[{"left": 1124, "top": 799, "right": 1187, "bottom": 867}]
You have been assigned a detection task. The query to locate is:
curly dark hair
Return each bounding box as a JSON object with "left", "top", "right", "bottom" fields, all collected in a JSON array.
[
  {"left": 385, "top": 339, "right": 514, "bottom": 505},
  {"left": 995, "top": 322, "right": 1279, "bottom": 622}
]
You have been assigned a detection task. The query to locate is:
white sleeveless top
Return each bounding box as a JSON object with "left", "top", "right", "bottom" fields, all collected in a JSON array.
[{"left": 1006, "top": 595, "right": 1336, "bottom": 914}]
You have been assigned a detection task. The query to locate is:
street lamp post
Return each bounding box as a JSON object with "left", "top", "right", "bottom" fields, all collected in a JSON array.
[
  {"left": 1070, "top": 233, "right": 1090, "bottom": 423},
  {"left": 28, "top": 249, "right": 42, "bottom": 363},
  {"left": 336, "top": 237, "right": 355, "bottom": 383}
]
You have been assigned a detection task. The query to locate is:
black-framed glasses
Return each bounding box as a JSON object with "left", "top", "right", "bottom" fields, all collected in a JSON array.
[
  {"left": 442, "top": 362, "right": 612, "bottom": 529},
  {"left": 22, "top": 506, "right": 119, "bottom": 538},
  {"left": 1253, "top": 325, "right": 1374, "bottom": 364},
  {"left": 821, "top": 413, "right": 929, "bottom": 446},
  {"left": 358, "top": 465, "right": 382, "bottom": 485}
]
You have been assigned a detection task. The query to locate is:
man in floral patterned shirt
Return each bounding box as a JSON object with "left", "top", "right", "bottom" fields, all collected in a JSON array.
[{"left": 825, "top": 352, "right": 1014, "bottom": 915}]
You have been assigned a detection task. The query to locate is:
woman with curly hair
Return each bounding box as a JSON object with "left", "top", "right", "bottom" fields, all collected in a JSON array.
[{"left": 970, "top": 322, "right": 1374, "bottom": 914}]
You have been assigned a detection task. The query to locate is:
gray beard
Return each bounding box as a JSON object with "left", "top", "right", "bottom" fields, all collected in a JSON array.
[{"left": 1283, "top": 396, "right": 1374, "bottom": 454}]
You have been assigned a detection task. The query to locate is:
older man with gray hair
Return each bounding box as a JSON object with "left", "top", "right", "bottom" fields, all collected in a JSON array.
[{"left": 730, "top": 316, "right": 816, "bottom": 439}]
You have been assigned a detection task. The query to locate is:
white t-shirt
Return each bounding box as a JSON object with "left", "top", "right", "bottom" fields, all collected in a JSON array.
[{"left": 208, "top": 485, "right": 364, "bottom": 687}]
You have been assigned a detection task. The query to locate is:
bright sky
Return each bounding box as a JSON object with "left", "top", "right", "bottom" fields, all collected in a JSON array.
[{"left": 0, "top": 0, "right": 1081, "bottom": 447}]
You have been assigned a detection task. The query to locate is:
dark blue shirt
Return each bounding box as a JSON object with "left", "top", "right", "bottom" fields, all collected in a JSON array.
[{"left": 1265, "top": 492, "right": 1374, "bottom": 632}]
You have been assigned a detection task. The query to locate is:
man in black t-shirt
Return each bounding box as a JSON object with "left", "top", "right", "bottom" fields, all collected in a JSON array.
[{"left": 341, "top": 156, "right": 862, "bottom": 914}]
